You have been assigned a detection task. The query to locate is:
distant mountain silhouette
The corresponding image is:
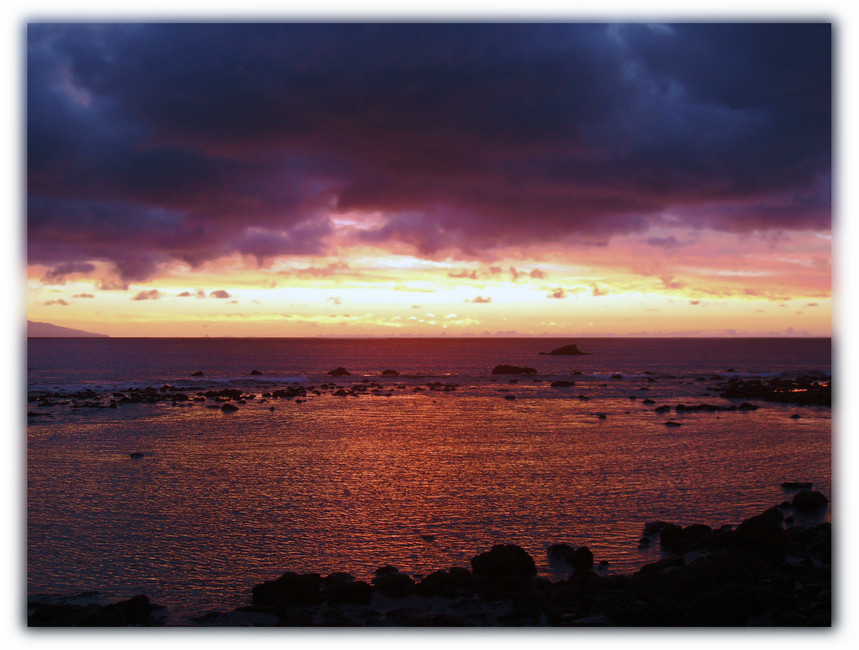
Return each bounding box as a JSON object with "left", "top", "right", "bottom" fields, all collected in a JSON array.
[{"left": 27, "top": 320, "right": 109, "bottom": 338}]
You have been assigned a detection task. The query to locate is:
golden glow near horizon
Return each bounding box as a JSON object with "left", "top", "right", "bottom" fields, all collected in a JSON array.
[{"left": 26, "top": 225, "right": 831, "bottom": 338}]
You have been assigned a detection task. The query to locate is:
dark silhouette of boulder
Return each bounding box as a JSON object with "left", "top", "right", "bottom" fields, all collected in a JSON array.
[
  {"left": 327, "top": 367, "right": 351, "bottom": 376},
  {"left": 492, "top": 365, "right": 537, "bottom": 375},
  {"left": 550, "top": 380, "right": 575, "bottom": 387},
  {"left": 252, "top": 572, "right": 323, "bottom": 607},
  {"left": 28, "top": 594, "right": 164, "bottom": 627},
  {"left": 547, "top": 543, "right": 594, "bottom": 572},
  {"left": 471, "top": 544, "right": 536, "bottom": 581},
  {"left": 792, "top": 489, "right": 829, "bottom": 512},
  {"left": 190, "top": 371, "right": 204, "bottom": 377},
  {"left": 543, "top": 344, "right": 589, "bottom": 356},
  {"left": 415, "top": 570, "right": 471, "bottom": 598},
  {"left": 220, "top": 403, "right": 239, "bottom": 413},
  {"left": 323, "top": 573, "right": 373, "bottom": 605},
  {"left": 250, "top": 369, "right": 262, "bottom": 375},
  {"left": 371, "top": 567, "right": 415, "bottom": 598},
  {"left": 381, "top": 369, "right": 399, "bottom": 376}
]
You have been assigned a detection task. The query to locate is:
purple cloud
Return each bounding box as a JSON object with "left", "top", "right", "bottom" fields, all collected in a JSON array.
[
  {"left": 210, "top": 290, "right": 231, "bottom": 299},
  {"left": 27, "top": 24, "right": 830, "bottom": 273},
  {"left": 470, "top": 296, "right": 492, "bottom": 304}
]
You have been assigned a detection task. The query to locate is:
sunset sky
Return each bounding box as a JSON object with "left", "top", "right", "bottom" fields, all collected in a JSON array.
[{"left": 26, "top": 22, "right": 832, "bottom": 337}]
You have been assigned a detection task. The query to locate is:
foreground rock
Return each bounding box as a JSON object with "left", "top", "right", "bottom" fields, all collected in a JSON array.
[
  {"left": 32, "top": 497, "right": 829, "bottom": 627},
  {"left": 28, "top": 593, "right": 164, "bottom": 626},
  {"left": 197, "top": 499, "right": 829, "bottom": 627}
]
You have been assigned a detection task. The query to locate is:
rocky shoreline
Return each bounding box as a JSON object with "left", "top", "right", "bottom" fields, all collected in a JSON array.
[{"left": 28, "top": 490, "right": 831, "bottom": 627}]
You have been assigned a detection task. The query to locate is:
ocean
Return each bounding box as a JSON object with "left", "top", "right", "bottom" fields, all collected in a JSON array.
[{"left": 26, "top": 337, "right": 832, "bottom": 623}]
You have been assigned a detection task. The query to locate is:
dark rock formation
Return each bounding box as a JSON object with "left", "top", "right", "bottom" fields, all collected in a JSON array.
[
  {"left": 327, "top": 367, "right": 351, "bottom": 377},
  {"left": 220, "top": 403, "right": 239, "bottom": 413},
  {"left": 541, "top": 344, "right": 589, "bottom": 356},
  {"left": 250, "top": 369, "right": 263, "bottom": 375},
  {"left": 547, "top": 544, "right": 594, "bottom": 572},
  {"left": 471, "top": 544, "right": 537, "bottom": 581},
  {"left": 371, "top": 567, "right": 416, "bottom": 599},
  {"left": 491, "top": 365, "right": 537, "bottom": 375},
  {"left": 190, "top": 371, "right": 204, "bottom": 377},
  {"left": 28, "top": 593, "right": 164, "bottom": 626},
  {"left": 381, "top": 369, "right": 399, "bottom": 376},
  {"left": 719, "top": 376, "right": 831, "bottom": 407},
  {"left": 252, "top": 572, "right": 323, "bottom": 607},
  {"left": 792, "top": 489, "right": 829, "bottom": 512},
  {"left": 550, "top": 380, "right": 575, "bottom": 387}
]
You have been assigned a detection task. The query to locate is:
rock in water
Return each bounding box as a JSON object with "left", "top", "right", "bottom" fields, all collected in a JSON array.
[
  {"left": 491, "top": 365, "right": 537, "bottom": 375},
  {"left": 471, "top": 544, "right": 536, "bottom": 581},
  {"left": 327, "top": 367, "right": 351, "bottom": 377},
  {"left": 544, "top": 343, "right": 588, "bottom": 355},
  {"left": 792, "top": 489, "right": 829, "bottom": 512}
]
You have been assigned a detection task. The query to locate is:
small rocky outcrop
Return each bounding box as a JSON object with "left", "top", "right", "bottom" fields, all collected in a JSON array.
[
  {"left": 249, "top": 369, "right": 263, "bottom": 376},
  {"left": 252, "top": 572, "right": 324, "bottom": 607},
  {"left": 547, "top": 543, "right": 593, "bottom": 572},
  {"left": 220, "top": 403, "right": 239, "bottom": 413},
  {"left": 327, "top": 367, "right": 351, "bottom": 377},
  {"left": 381, "top": 369, "right": 399, "bottom": 376},
  {"left": 190, "top": 371, "right": 204, "bottom": 377},
  {"left": 28, "top": 594, "right": 164, "bottom": 626},
  {"left": 792, "top": 489, "right": 829, "bottom": 512},
  {"left": 371, "top": 566, "right": 416, "bottom": 599},
  {"left": 470, "top": 544, "right": 536, "bottom": 581},
  {"left": 540, "top": 344, "right": 589, "bottom": 356},
  {"left": 491, "top": 365, "right": 537, "bottom": 375}
]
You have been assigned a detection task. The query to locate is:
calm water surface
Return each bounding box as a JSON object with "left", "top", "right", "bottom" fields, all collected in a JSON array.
[{"left": 27, "top": 338, "right": 831, "bottom": 622}]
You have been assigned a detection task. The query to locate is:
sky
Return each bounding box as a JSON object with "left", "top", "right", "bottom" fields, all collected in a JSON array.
[{"left": 25, "top": 21, "right": 832, "bottom": 337}]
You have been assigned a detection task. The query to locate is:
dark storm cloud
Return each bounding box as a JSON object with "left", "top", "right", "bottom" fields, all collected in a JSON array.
[{"left": 27, "top": 23, "right": 831, "bottom": 274}]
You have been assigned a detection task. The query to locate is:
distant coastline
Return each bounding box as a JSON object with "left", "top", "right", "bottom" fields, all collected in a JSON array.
[{"left": 27, "top": 320, "right": 109, "bottom": 338}]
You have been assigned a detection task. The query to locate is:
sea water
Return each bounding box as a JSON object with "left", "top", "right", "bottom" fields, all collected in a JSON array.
[{"left": 27, "top": 337, "right": 831, "bottom": 623}]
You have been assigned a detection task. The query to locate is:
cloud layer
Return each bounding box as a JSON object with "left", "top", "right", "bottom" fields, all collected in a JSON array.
[{"left": 28, "top": 23, "right": 831, "bottom": 281}]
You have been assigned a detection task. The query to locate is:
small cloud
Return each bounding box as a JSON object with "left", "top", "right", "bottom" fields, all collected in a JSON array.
[
  {"left": 44, "top": 299, "right": 68, "bottom": 306},
  {"left": 806, "top": 302, "right": 818, "bottom": 307},
  {"left": 646, "top": 236, "right": 681, "bottom": 249},
  {"left": 470, "top": 296, "right": 492, "bottom": 304},
  {"left": 132, "top": 289, "right": 160, "bottom": 301},
  {"left": 690, "top": 300, "right": 701, "bottom": 305},
  {"left": 98, "top": 277, "right": 129, "bottom": 291},
  {"left": 548, "top": 288, "right": 566, "bottom": 299},
  {"left": 326, "top": 296, "right": 342, "bottom": 305},
  {"left": 529, "top": 268, "right": 546, "bottom": 279},
  {"left": 72, "top": 293, "right": 94, "bottom": 298},
  {"left": 448, "top": 269, "right": 478, "bottom": 280},
  {"left": 756, "top": 309, "right": 765, "bottom": 312},
  {"left": 230, "top": 300, "right": 239, "bottom": 304},
  {"left": 592, "top": 283, "right": 607, "bottom": 297},
  {"left": 488, "top": 266, "right": 503, "bottom": 275},
  {"left": 411, "top": 304, "right": 422, "bottom": 309},
  {"left": 177, "top": 291, "right": 192, "bottom": 297},
  {"left": 661, "top": 275, "right": 684, "bottom": 290},
  {"left": 210, "top": 290, "right": 231, "bottom": 299},
  {"left": 509, "top": 266, "right": 520, "bottom": 281}
]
